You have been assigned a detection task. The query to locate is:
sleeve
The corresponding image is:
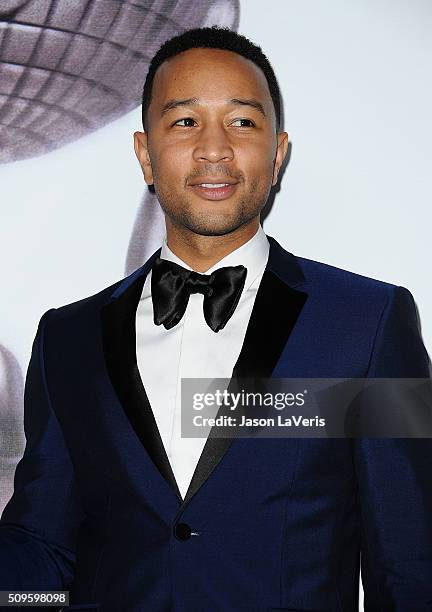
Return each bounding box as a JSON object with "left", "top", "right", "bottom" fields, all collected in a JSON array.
[
  {"left": 354, "top": 286, "right": 432, "bottom": 611},
  {"left": 0, "top": 309, "right": 85, "bottom": 591}
]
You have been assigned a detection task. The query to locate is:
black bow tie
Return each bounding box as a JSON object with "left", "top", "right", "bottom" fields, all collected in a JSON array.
[{"left": 151, "top": 257, "right": 247, "bottom": 333}]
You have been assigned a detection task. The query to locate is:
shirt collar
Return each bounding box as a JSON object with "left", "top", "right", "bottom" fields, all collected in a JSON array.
[{"left": 160, "top": 224, "right": 269, "bottom": 291}]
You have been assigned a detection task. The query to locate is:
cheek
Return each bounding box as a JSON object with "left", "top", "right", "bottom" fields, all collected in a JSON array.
[
  {"left": 240, "top": 145, "right": 275, "bottom": 181},
  {"left": 153, "top": 144, "right": 189, "bottom": 176}
]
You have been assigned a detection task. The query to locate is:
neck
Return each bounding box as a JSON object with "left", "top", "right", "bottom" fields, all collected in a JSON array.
[{"left": 165, "top": 219, "right": 260, "bottom": 273}]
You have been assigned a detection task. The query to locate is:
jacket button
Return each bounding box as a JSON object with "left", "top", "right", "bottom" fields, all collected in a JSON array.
[{"left": 174, "top": 522, "right": 192, "bottom": 541}]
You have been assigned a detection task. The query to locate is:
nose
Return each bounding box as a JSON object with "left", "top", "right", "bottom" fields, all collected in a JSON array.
[{"left": 192, "top": 122, "right": 234, "bottom": 164}]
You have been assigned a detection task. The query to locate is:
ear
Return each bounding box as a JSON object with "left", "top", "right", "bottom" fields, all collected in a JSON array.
[
  {"left": 272, "top": 131, "right": 289, "bottom": 186},
  {"left": 133, "top": 131, "right": 154, "bottom": 185}
]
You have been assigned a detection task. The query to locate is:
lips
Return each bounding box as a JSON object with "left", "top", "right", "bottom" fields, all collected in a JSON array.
[{"left": 188, "top": 179, "right": 240, "bottom": 201}]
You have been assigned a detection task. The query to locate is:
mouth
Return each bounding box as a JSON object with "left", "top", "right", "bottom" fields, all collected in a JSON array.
[{"left": 188, "top": 182, "right": 239, "bottom": 201}]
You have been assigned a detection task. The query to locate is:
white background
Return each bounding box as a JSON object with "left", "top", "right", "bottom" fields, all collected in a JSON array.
[{"left": 240, "top": 0, "right": 431, "bottom": 352}]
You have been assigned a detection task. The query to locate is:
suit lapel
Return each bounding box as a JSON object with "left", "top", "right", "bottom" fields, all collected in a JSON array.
[
  {"left": 101, "top": 248, "right": 183, "bottom": 502},
  {"left": 181, "top": 236, "right": 308, "bottom": 507},
  {"left": 100, "top": 234, "right": 308, "bottom": 509}
]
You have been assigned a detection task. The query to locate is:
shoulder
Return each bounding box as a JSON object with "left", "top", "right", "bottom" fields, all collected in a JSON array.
[
  {"left": 294, "top": 253, "right": 410, "bottom": 304},
  {"left": 41, "top": 270, "right": 142, "bottom": 327},
  {"left": 267, "top": 234, "right": 406, "bottom": 304},
  {"left": 293, "top": 254, "right": 430, "bottom": 375},
  {"left": 297, "top": 253, "right": 394, "bottom": 290},
  {"left": 292, "top": 254, "right": 423, "bottom": 346},
  {"left": 42, "top": 249, "right": 161, "bottom": 324},
  {"left": 273, "top": 242, "right": 422, "bottom": 336}
]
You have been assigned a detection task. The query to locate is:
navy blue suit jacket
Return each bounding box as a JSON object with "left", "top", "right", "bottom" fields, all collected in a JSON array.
[{"left": 1, "top": 235, "right": 431, "bottom": 611}]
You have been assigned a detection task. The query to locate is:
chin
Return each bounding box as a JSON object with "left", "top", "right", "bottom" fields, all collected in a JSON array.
[{"left": 185, "top": 218, "right": 248, "bottom": 237}]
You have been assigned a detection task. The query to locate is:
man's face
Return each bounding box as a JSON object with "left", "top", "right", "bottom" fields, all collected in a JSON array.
[{"left": 134, "top": 47, "right": 288, "bottom": 237}]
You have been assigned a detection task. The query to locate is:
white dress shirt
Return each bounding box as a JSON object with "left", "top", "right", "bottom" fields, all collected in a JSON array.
[{"left": 136, "top": 224, "right": 270, "bottom": 499}]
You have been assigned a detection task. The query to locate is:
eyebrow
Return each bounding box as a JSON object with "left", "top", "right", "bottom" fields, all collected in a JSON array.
[{"left": 160, "top": 97, "right": 266, "bottom": 117}]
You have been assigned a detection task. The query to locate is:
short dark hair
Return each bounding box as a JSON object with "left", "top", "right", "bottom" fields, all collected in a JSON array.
[{"left": 141, "top": 26, "right": 281, "bottom": 132}]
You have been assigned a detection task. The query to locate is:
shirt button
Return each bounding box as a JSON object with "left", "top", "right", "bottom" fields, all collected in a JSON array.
[{"left": 174, "top": 522, "right": 192, "bottom": 541}]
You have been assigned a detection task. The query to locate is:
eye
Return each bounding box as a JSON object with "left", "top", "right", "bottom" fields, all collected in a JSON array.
[
  {"left": 231, "top": 118, "right": 255, "bottom": 127},
  {"left": 173, "top": 117, "right": 197, "bottom": 127}
]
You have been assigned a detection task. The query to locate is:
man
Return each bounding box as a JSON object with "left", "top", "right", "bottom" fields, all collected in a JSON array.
[{"left": 0, "top": 26, "right": 431, "bottom": 612}]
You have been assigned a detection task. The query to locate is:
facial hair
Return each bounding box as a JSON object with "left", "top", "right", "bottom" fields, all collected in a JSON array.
[{"left": 153, "top": 171, "right": 271, "bottom": 237}]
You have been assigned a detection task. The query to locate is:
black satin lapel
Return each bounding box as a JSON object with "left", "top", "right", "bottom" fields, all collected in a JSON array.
[
  {"left": 101, "top": 267, "right": 182, "bottom": 503},
  {"left": 232, "top": 269, "right": 308, "bottom": 378},
  {"left": 181, "top": 253, "right": 308, "bottom": 509}
]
